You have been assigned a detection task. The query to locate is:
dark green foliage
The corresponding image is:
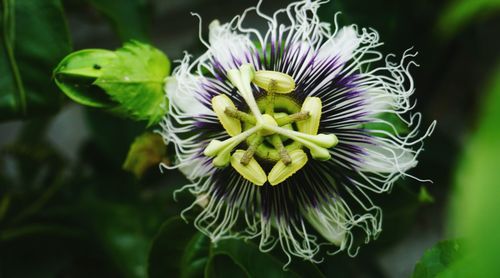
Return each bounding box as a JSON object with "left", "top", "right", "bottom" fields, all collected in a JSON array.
[{"left": 0, "top": 0, "right": 71, "bottom": 120}]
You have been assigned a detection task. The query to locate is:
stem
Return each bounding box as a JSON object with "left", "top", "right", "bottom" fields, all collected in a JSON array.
[{"left": 3, "top": 0, "right": 27, "bottom": 116}]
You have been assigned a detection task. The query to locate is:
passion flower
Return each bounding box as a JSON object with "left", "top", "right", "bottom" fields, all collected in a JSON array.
[{"left": 160, "top": 0, "right": 435, "bottom": 263}]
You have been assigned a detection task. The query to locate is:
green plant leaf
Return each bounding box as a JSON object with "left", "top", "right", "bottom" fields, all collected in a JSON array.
[
  {"left": 88, "top": 0, "right": 150, "bottom": 42},
  {"left": 148, "top": 217, "right": 209, "bottom": 278},
  {"left": 438, "top": 0, "right": 500, "bottom": 37},
  {"left": 76, "top": 193, "right": 153, "bottom": 278},
  {"left": 446, "top": 64, "right": 500, "bottom": 276},
  {"left": 123, "top": 132, "right": 167, "bottom": 178},
  {"left": 208, "top": 238, "right": 326, "bottom": 278},
  {"left": 53, "top": 49, "right": 117, "bottom": 108},
  {"left": 54, "top": 41, "right": 170, "bottom": 125},
  {"left": 205, "top": 254, "right": 248, "bottom": 278},
  {"left": 0, "top": 0, "right": 71, "bottom": 121},
  {"left": 96, "top": 41, "right": 170, "bottom": 125},
  {"left": 412, "top": 239, "right": 465, "bottom": 278}
]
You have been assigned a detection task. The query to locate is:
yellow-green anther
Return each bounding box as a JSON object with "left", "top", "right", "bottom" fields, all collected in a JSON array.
[
  {"left": 224, "top": 107, "right": 256, "bottom": 125},
  {"left": 212, "top": 94, "right": 241, "bottom": 136},
  {"left": 253, "top": 70, "right": 296, "bottom": 94},
  {"left": 241, "top": 135, "right": 263, "bottom": 165},
  {"left": 297, "top": 97, "right": 322, "bottom": 135},
  {"left": 268, "top": 149, "right": 308, "bottom": 186},
  {"left": 270, "top": 135, "right": 291, "bottom": 165},
  {"left": 231, "top": 150, "right": 267, "bottom": 186}
]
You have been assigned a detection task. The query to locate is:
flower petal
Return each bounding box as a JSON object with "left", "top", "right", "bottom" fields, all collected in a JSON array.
[
  {"left": 357, "top": 142, "right": 417, "bottom": 173},
  {"left": 318, "top": 26, "right": 360, "bottom": 65},
  {"left": 165, "top": 77, "right": 211, "bottom": 116},
  {"left": 208, "top": 20, "right": 258, "bottom": 73},
  {"left": 305, "top": 201, "right": 347, "bottom": 247}
]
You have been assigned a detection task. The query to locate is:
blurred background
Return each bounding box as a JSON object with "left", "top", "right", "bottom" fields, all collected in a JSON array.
[{"left": 0, "top": 0, "right": 499, "bottom": 277}]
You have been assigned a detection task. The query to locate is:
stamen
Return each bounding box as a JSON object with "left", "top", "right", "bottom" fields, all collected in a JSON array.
[
  {"left": 231, "top": 150, "right": 267, "bottom": 186},
  {"left": 208, "top": 66, "right": 337, "bottom": 180},
  {"left": 297, "top": 97, "right": 322, "bottom": 135},
  {"left": 268, "top": 149, "right": 308, "bottom": 186},
  {"left": 253, "top": 70, "right": 296, "bottom": 94},
  {"left": 212, "top": 94, "right": 242, "bottom": 136}
]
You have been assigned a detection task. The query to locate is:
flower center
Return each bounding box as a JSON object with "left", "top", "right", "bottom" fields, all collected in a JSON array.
[{"left": 203, "top": 64, "right": 338, "bottom": 186}]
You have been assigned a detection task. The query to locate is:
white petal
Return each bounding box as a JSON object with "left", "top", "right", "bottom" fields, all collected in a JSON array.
[
  {"left": 361, "top": 88, "right": 397, "bottom": 113},
  {"left": 165, "top": 77, "right": 211, "bottom": 116},
  {"left": 208, "top": 20, "right": 256, "bottom": 72},
  {"left": 318, "top": 26, "right": 360, "bottom": 64},
  {"left": 178, "top": 156, "right": 212, "bottom": 180},
  {"left": 305, "top": 202, "right": 348, "bottom": 247},
  {"left": 357, "top": 142, "right": 417, "bottom": 173}
]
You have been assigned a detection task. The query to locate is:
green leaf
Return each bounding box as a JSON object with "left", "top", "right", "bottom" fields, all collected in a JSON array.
[
  {"left": 412, "top": 239, "right": 465, "bottom": 278},
  {"left": 148, "top": 217, "right": 209, "bottom": 278},
  {"left": 53, "top": 49, "right": 117, "bottom": 108},
  {"left": 123, "top": 132, "right": 167, "bottom": 178},
  {"left": 446, "top": 64, "right": 500, "bottom": 276},
  {"left": 418, "top": 186, "right": 435, "bottom": 204},
  {"left": 77, "top": 193, "right": 153, "bottom": 278},
  {"left": 84, "top": 108, "right": 145, "bottom": 166},
  {"left": 88, "top": 0, "right": 150, "bottom": 42},
  {"left": 96, "top": 41, "right": 170, "bottom": 125},
  {"left": 205, "top": 254, "right": 248, "bottom": 278},
  {"left": 0, "top": 0, "right": 71, "bottom": 121},
  {"left": 54, "top": 41, "right": 170, "bottom": 125},
  {"left": 438, "top": 0, "right": 500, "bottom": 37},
  {"left": 208, "top": 238, "right": 326, "bottom": 278}
]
